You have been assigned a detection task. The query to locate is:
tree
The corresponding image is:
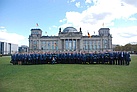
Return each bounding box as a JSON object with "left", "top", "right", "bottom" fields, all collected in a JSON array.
[{"left": 113, "top": 43, "right": 137, "bottom": 54}]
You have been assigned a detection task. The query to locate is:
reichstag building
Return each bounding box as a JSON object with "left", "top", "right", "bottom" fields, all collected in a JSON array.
[{"left": 29, "top": 27, "right": 112, "bottom": 52}]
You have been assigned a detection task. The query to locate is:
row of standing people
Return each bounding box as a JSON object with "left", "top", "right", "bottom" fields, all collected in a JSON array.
[{"left": 10, "top": 51, "right": 131, "bottom": 65}]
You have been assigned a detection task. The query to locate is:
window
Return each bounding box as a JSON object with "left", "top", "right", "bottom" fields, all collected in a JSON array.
[
  {"left": 83, "top": 40, "right": 86, "bottom": 44},
  {"left": 65, "top": 39, "right": 69, "bottom": 50},
  {"left": 104, "top": 39, "right": 107, "bottom": 44},
  {"left": 93, "top": 45, "right": 95, "bottom": 50},
  {"left": 98, "top": 41, "right": 100, "bottom": 45},
  {"left": 92, "top": 41, "right": 94, "bottom": 45},
  {"left": 33, "top": 41, "right": 37, "bottom": 44},
  {"left": 73, "top": 40, "right": 76, "bottom": 50},
  {"left": 90, "top": 44, "right": 92, "bottom": 50},
  {"left": 95, "top": 45, "right": 97, "bottom": 50},
  {"left": 90, "top": 41, "right": 92, "bottom": 45},
  {"left": 98, "top": 45, "right": 100, "bottom": 50},
  {"left": 47, "top": 42, "right": 51, "bottom": 50},
  {"left": 52, "top": 44, "right": 54, "bottom": 50},
  {"left": 104, "top": 45, "right": 107, "bottom": 48},
  {"left": 41, "top": 41, "right": 45, "bottom": 45},
  {"left": 33, "top": 46, "right": 37, "bottom": 50},
  {"left": 85, "top": 41, "right": 88, "bottom": 50},
  {"left": 41, "top": 47, "right": 43, "bottom": 50}
]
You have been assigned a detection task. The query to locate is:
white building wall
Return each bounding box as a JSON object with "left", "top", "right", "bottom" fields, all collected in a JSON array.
[
  {"left": 11, "top": 43, "right": 18, "bottom": 54},
  {"left": 0, "top": 41, "right": 18, "bottom": 55},
  {"left": 3, "top": 42, "right": 8, "bottom": 54},
  {"left": 7, "top": 43, "right": 11, "bottom": 54}
]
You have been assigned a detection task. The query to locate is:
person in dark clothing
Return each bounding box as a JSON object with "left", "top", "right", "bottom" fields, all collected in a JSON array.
[
  {"left": 52, "top": 57, "right": 55, "bottom": 64},
  {"left": 125, "top": 52, "right": 131, "bottom": 65}
]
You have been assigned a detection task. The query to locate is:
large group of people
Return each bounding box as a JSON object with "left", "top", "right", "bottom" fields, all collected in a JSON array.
[{"left": 10, "top": 51, "right": 131, "bottom": 65}]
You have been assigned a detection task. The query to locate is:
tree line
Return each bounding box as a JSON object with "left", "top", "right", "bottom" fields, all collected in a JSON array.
[{"left": 113, "top": 43, "right": 137, "bottom": 54}]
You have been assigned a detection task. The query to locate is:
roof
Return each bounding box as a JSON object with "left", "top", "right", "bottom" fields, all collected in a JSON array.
[
  {"left": 31, "top": 28, "right": 42, "bottom": 31},
  {"left": 41, "top": 36, "right": 59, "bottom": 38},
  {"left": 82, "top": 35, "right": 101, "bottom": 38},
  {"left": 99, "top": 28, "right": 110, "bottom": 31},
  {"left": 63, "top": 27, "right": 77, "bottom": 32}
]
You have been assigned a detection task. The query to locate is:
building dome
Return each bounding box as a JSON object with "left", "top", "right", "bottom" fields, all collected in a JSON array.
[{"left": 63, "top": 27, "right": 77, "bottom": 32}]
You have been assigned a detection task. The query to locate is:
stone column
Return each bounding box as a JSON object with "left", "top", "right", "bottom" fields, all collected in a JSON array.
[
  {"left": 72, "top": 39, "right": 73, "bottom": 51},
  {"left": 64, "top": 39, "right": 65, "bottom": 51},
  {"left": 29, "top": 39, "right": 31, "bottom": 51},
  {"left": 39, "top": 40, "right": 41, "bottom": 51},
  {"left": 76, "top": 39, "right": 77, "bottom": 51}
]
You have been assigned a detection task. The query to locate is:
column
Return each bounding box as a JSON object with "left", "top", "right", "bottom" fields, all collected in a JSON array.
[
  {"left": 64, "top": 39, "right": 65, "bottom": 51},
  {"left": 37, "top": 40, "right": 39, "bottom": 51},
  {"left": 29, "top": 40, "right": 31, "bottom": 51},
  {"left": 39, "top": 40, "right": 41, "bottom": 50},
  {"left": 76, "top": 39, "right": 77, "bottom": 51},
  {"left": 72, "top": 39, "right": 73, "bottom": 51},
  {"left": 68, "top": 39, "right": 69, "bottom": 51}
]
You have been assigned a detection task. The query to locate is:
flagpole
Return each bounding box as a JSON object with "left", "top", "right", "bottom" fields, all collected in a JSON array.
[
  {"left": 36, "top": 23, "right": 39, "bottom": 27},
  {"left": 102, "top": 23, "right": 104, "bottom": 28}
]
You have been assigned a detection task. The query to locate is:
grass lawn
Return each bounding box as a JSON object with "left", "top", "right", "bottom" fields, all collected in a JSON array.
[{"left": 0, "top": 55, "right": 137, "bottom": 92}]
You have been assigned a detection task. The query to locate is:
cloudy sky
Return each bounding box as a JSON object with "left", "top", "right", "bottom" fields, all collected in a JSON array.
[{"left": 0, "top": 0, "right": 137, "bottom": 46}]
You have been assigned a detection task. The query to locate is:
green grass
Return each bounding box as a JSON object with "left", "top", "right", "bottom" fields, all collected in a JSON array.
[{"left": 0, "top": 56, "right": 137, "bottom": 92}]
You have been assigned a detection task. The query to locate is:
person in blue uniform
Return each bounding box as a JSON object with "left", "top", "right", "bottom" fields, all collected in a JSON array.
[
  {"left": 51, "top": 56, "right": 55, "bottom": 64},
  {"left": 90, "top": 52, "right": 93, "bottom": 64},
  {"left": 113, "top": 51, "right": 118, "bottom": 65},
  {"left": 99, "top": 52, "right": 104, "bottom": 64},
  {"left": 68, "top": 53, "right": 70, "bottom": 64},
  {"left": 86, "top": 53, "right": 90, "bottom": 64},
  {"left": 57, "top": 53, "right": 61, "bottom": 64},
  {"left": 10, "top": 54, "right": 14, "bottom": 64},
  {"left": 18, "top": 53, "right": 22, "bottom": 65},
  {"left": 20, "top": 53, "right": 24, "bottom": 64},
  {"left": 117, "top": 52, "right": 120, "bottom": 65},
  {"left": 27, "top": 53, "right": 31, "bottom": 64},
  {"left": 42, "top": 53, "right": 45, "bottom": 64},
  {"left": 24, "top": 53, "right": 28, "bottom": 65},
  {"left": 120, "top": 51, "right": 124, "bottom": 65},
  {"left": 39, "top": 53, "right": 43, "bottom": 64},
  {"left": 73, "top": 53, "right": 77, "bottom": 64},
  {"left": 61, "top": 53, "right": 64, "bottom": 64},
  {"left": 92, "top": 52, "right": 98, "bottom": 64},
  {"left": 109, "top": 52, "right": 114, "bottom": 65},
  {"left": 104, "top": 52, "right": 110, "bottom": 64},
  {"left": 82, "top": 53, "right": 86, "bottom": 64},
  {"left": 125, "top": 52, "right": 131, "bottom": 65},
  {"left": 11, "top": 53, "right": 16, "bottom": 65},
  {"left": 49, "top": 53, "right": 53, "bottom": 64},
  {"left": 35, "top": 53, "right": 38, "bottom": 64},
  {"left": 64, "top": 53, "right": 67, "bottom": 64},
  {"left": 33, "top": 53, "right": 36, "bottom": 64},
  {"left": 77, "top": 53, "right": 81, "bottom": 64},
  {"left": 71, "top": 53, "right": 75, "bottom": 64}
]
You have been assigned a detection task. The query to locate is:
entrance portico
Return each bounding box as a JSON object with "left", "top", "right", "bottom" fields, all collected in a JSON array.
[
  {"left": 61, "top": 39, "right": 79, "bottom": 51},
  {"left": 58, "top": 27, "right": 82, "bottom": 52}
]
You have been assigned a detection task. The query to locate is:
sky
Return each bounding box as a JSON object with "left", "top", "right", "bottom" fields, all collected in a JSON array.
[{"left": 0, "top": 0, "right": 137, "bottom": 46}]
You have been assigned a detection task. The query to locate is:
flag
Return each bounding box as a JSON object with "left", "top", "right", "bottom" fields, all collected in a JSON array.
[
  {"left": 36, "top": 23, "right": 38, "bottom": 26},
  {"left": 88, "top": 32, "right": 91, "bottom": 38},
  {"left": 54, "top": 43, "right": 57, "bottom": 47},
  {"left": 102, "top": 23, "right": 104, "bottom": 27}
]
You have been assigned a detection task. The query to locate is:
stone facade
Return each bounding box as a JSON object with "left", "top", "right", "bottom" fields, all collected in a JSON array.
[{"left": 29, "top": 27, "right": 112, "bottom": 52}]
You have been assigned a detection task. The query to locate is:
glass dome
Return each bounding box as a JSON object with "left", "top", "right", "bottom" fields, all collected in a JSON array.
[{"left": 63, "top": 27, "right": 77, "bottom": 32}]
